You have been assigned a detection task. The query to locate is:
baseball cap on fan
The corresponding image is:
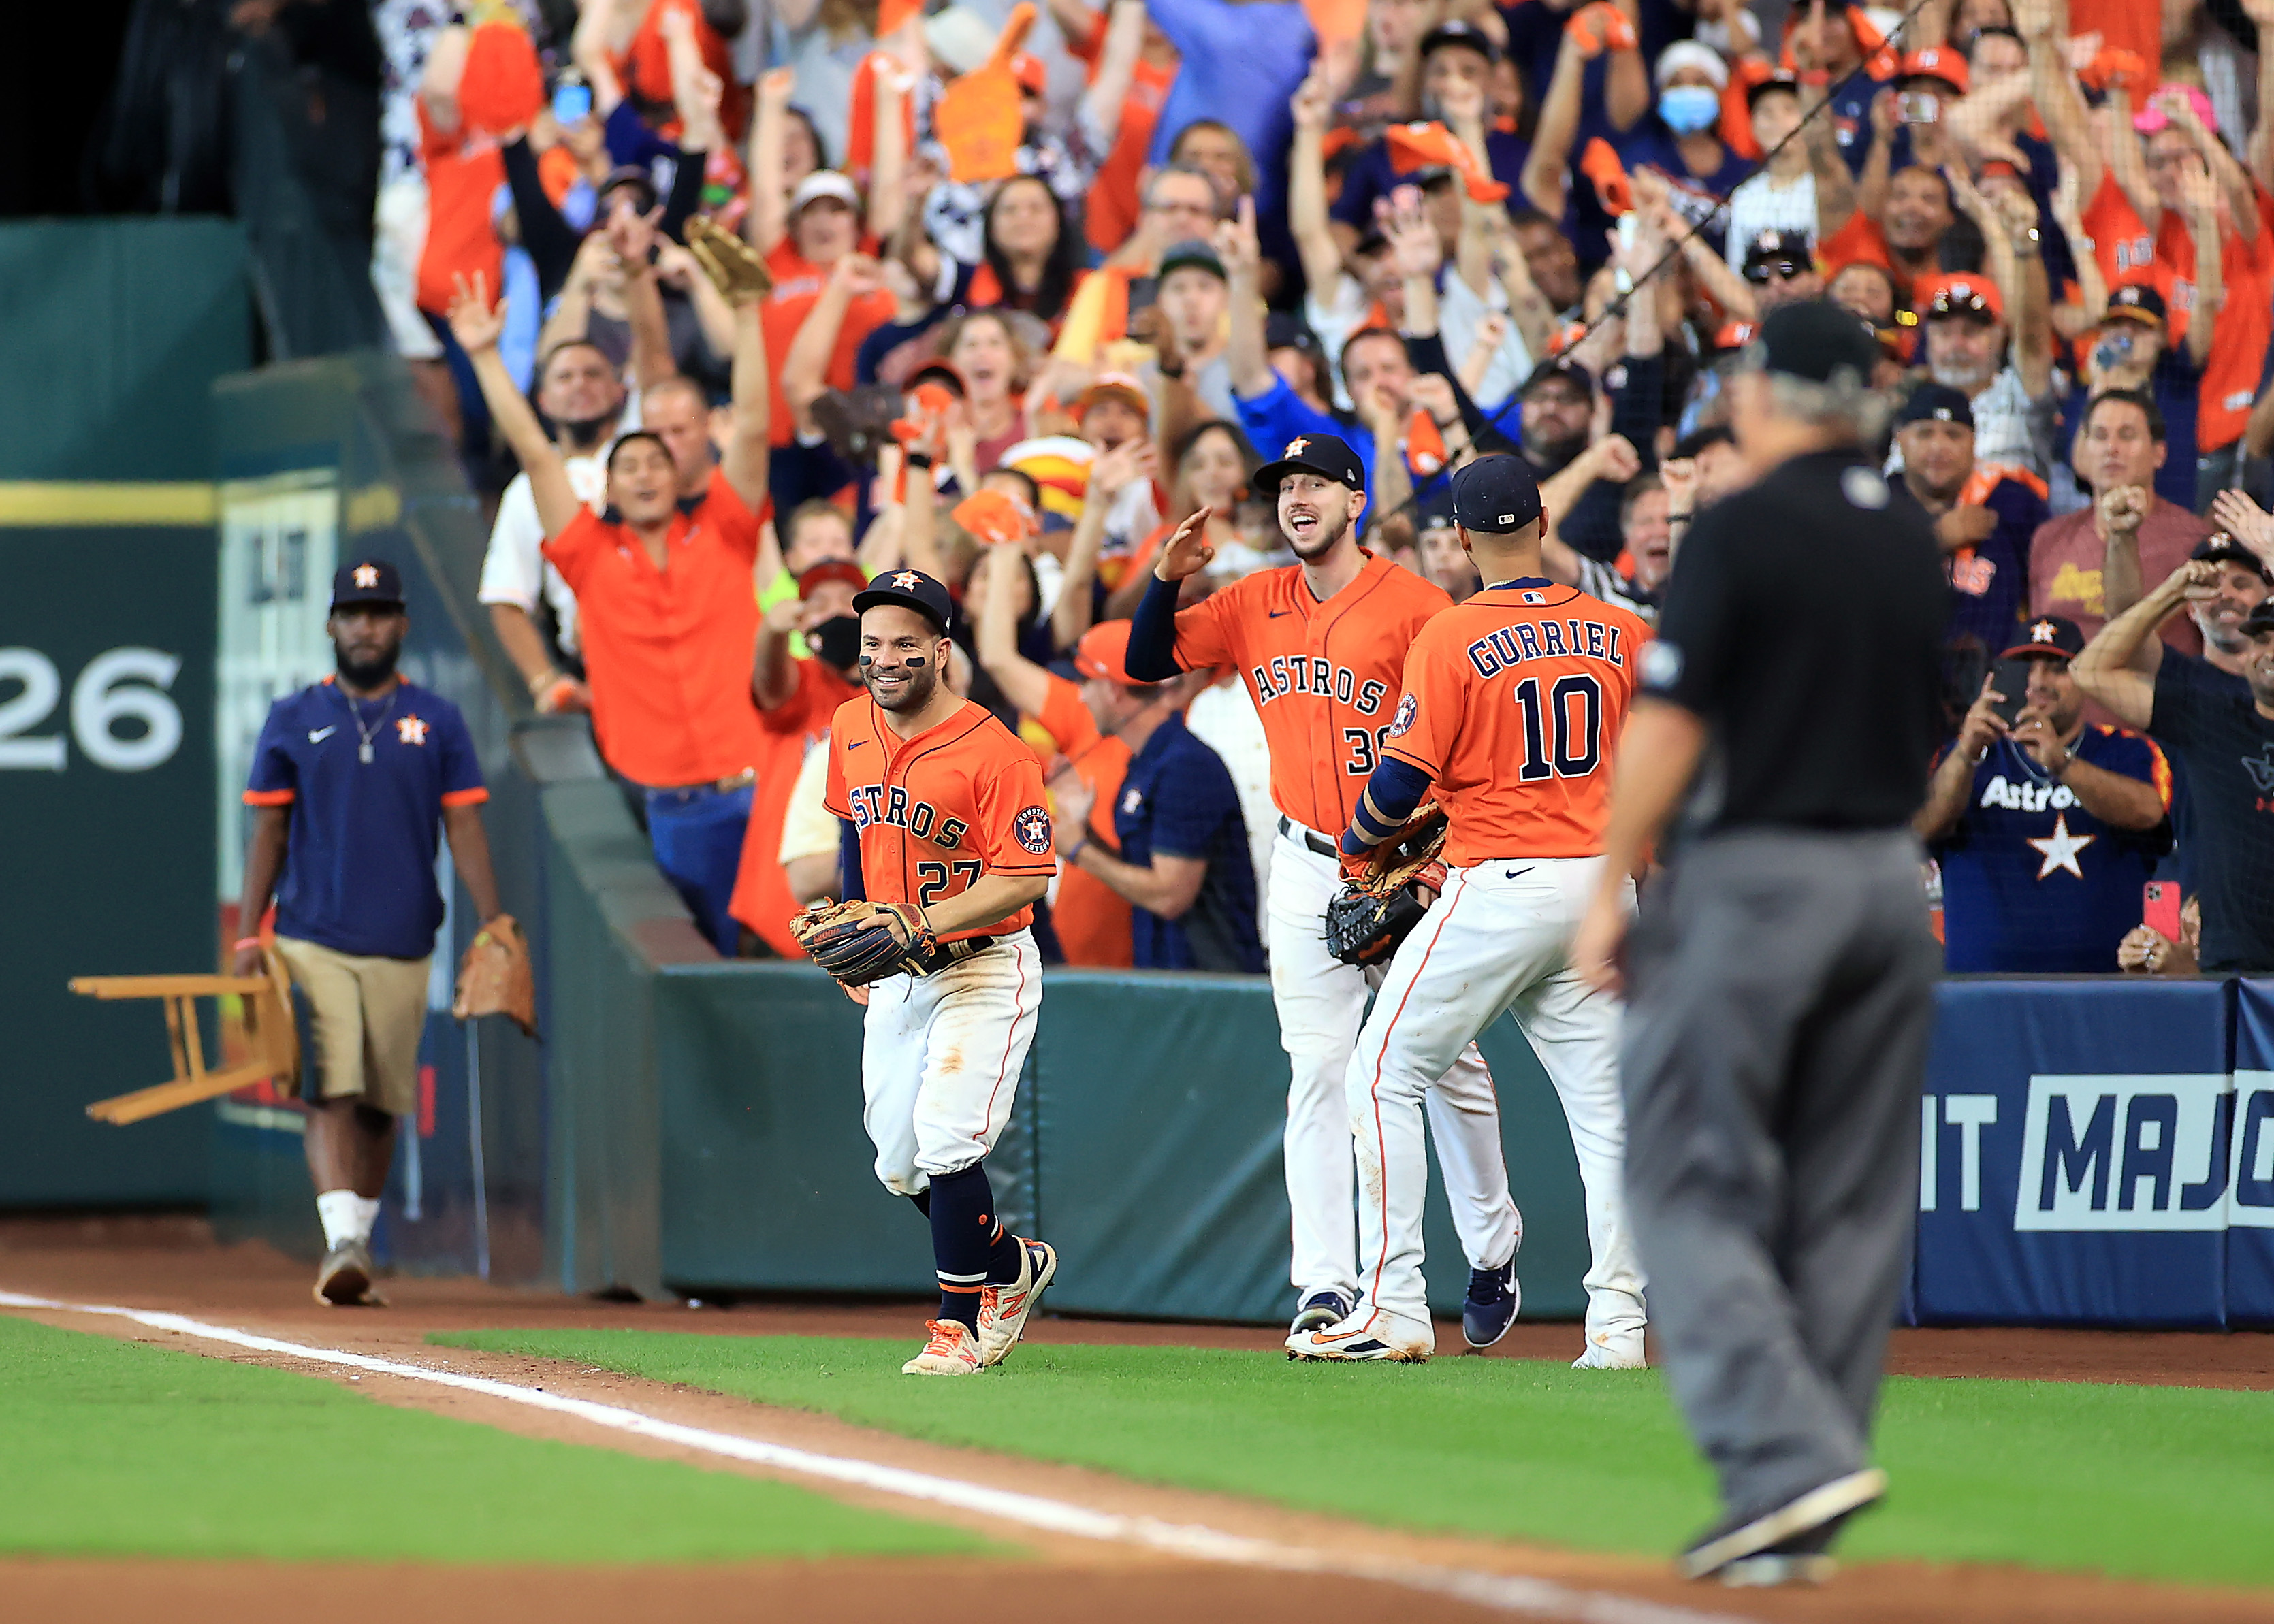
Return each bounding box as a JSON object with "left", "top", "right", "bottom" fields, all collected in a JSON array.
[
  {"left": 1253, "top": 432, "right": 1366, "bottom": 494},
  {"left": 2194, "top": 532, "right": 2273, "bottom": 583},
  {"left": 1073, "top": 619, "right": 1145, "bottom": 687},
  {"left": 1449, "top": 455, "right": 1543, "bottom": 534},
  {"left": 1895, "top": 382, "right": 1974, "bottom": 429},
  {"left": 332, "top": 559, "right": 404, "bottom": 611},
  {"left": 854, "top": 568, "right": 955, "bottom": 634},
  {"left": 1998, "top": 616, "right": 2087, "bottom": 662}
]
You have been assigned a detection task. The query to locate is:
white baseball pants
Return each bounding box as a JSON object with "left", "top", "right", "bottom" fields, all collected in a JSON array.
[
  {"left": 1268, "top": 826, "right": 1520, "bottom": 1304},
  {"left": 1346, "top": 858, "right": 1646, "bottom": 1348},
  {"left": 861, "top": 930, "right": 1042, "bottom": 1195}
]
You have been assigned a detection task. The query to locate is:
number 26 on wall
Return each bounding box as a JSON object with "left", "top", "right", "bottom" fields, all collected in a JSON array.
[{"left": 0, "top": 648, "right": 183, "bottom": 772}]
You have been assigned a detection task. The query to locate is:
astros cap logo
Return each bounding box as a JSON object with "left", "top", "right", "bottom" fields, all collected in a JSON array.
[
  {"left": 353, "top": 564, "right": 381, "bottom": 589},
  {"left": 891, "top": 571, "right": 921, "bottom": 589},
  {"left": 1285, "top": 436, "right": 1309, "bottom": 456},
  {"left": 2030, "top": 621, "right": 2057, "bottom": 643}
]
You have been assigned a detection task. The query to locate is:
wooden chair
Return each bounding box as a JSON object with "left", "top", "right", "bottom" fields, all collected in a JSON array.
[{"left": 71, "top": 945, "right": 300, "bottom": 1124}]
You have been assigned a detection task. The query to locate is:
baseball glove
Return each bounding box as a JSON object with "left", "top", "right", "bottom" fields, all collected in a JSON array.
[
  {"left": 1322, "top": 805, "right": 1450, "bottom": 968},
  {"left": 685, "top": 214, "right": 772, "bottom": 302},
  {"left": 452, "top": 914, "right": 537, "bottom": 1035},
  {"left": 790, "top": 900, "right": 938, "bottom": 986}
]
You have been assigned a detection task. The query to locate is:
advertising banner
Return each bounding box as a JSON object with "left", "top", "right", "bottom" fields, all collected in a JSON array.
[
  {"left": 1915, "top": 978, "right": 2233, "bottom": 1327},
  {"left": 2229, "top": 981, "right": 2274, "bottom": 1325}
]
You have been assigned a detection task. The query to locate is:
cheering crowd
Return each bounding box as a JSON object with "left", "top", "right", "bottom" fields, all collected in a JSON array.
[{"left": 338, "top": 0, "right": 2274, "bottom": 975}]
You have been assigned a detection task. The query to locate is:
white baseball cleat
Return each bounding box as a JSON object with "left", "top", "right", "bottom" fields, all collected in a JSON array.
[
  {"left": 977, "top": 1239, "right": 1056, "bottom": 1367},
  {"left": 1286, "top": 1307, "right": 1433, "bottom": 1363},
  {"left": 1573, "top": 1327, "right": 1648, "bottom": 1370},
  {"left": 902, "top": 1319, "right": 984, "bottom": 1375}
]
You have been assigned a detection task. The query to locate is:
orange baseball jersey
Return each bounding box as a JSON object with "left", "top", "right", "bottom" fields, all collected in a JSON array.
[
  {"left": 1382, "top": 579, "right": 1652, "bottom": 867},
  {"left": 823, "top": 695, "right": 1056, "bottom": 939},
  {"left": 1167, "top": 553, "right": 1450, "bottom": 837}
]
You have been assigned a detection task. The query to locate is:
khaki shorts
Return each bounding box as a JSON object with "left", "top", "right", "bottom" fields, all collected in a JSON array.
[{"left": 273, "top": 936, "right": 432, "bottom": 1116}]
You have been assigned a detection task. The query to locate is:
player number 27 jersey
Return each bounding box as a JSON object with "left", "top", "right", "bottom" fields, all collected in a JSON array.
[
  {"left": 1383, "top": 580, "right": 1652, "bottom": 866},
  {"left": 823, "top": 696, "right": 1057, "bottom": 939}
]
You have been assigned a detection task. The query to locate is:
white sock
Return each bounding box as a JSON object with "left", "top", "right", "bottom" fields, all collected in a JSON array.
[{"left": 316, "top": 1190, "right": 380, "bottom": 1250}]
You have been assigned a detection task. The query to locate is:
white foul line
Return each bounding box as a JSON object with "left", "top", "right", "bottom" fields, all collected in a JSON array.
[{"left": 0, "top": 1289, "right": 1746, "bottom": 1624}]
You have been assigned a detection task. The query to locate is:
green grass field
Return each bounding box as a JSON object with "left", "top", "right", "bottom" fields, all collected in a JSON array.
[
  {"left": 0, "top": 1316, "right": 980, "bottom": 1564},
  {"left": 437, "top": 1328, "right": 2274, "bottom": 1588}
]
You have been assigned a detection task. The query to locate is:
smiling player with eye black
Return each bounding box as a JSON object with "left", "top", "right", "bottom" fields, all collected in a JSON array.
[{"left": 799, "top": 569, "right": 1062, "bottom": 1376}]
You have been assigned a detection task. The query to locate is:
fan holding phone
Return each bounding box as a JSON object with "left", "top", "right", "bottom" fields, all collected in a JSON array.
[{"left": 1914, "top": 615, "right": 2176, "bottom": 971}]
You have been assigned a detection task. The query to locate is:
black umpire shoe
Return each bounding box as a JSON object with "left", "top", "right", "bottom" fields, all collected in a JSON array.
[{"left": 1678, "top": 1468, "right": 1887, "bottom": 1581}]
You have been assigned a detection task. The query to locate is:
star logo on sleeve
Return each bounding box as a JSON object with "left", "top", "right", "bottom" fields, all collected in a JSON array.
[
  {"left": 396, "top": 715, "right": 430, "bottom": 747},
  {"left": 1014, "top": 805, "right": 1053, "bottom": 855},
  {"left": 2025, "top": 811, "right": 2096, "bottom": 879},
  {"left": 891, "top": 570, "right": 922, "bottom": 589},
  {"left": 353, "top": 564, "right": 381, "bottom": 588}
]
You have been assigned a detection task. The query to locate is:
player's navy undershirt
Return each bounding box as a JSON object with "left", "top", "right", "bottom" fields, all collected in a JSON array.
[
  {"left": 1127, "top": 574, "right": 1185, "bottom": 682},
  {"left": 837, "top": 817, "right": 866, "bottom": 900}
]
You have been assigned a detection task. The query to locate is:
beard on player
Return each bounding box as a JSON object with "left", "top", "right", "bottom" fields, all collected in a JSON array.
[
  {"left": 330, "top": 613, "right": 404, "bottom": 691},
  {"left": 863, "top": 640, "right": 944, "bottom": 714},
  {"left": 1279, "top": 484, "right": 1354, "bottom": 562}
]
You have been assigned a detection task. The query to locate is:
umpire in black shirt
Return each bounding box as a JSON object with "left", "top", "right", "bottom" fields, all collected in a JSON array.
[{"left": 1571, "top": 302, "right": 1946, "bottom": 1587}]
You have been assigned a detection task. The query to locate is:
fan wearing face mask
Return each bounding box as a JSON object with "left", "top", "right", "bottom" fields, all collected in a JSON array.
[{"left": 730, "top": 559, "right": 874, "bottom": 957}]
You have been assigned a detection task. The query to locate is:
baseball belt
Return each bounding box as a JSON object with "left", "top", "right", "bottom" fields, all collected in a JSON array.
[{"left": 1277, "top": 815, "right": 1336, "bottom": 860}]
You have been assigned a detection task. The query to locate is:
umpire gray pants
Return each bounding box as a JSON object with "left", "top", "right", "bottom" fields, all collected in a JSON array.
[{"left": 1620, "top": 828, "right": 1938, "bottom": 1527}]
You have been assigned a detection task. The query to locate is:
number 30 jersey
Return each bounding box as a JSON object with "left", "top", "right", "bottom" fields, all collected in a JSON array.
[
  {"left": 1381, "top": 578, "right": 1651, "bottom": 866},
  {"left": 1167, "top": 553, "right": 1452, "bottom": 839},
  {"left": 824, "top": 695, "right": 1057, "bottom": 939}
]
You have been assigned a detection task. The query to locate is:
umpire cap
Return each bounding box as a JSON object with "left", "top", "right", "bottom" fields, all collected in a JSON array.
[
  {"left": 854, "top": 568, "right": 954, "bottom": 634},
  {"left": 1254, "top": 432, "right": 1366, "bottom": 494},
  {"left": 1450, "top": 454, "right": 1543, "bottom": 535},
  {"left": 1749, "top": 299, "right": 1880, "bottom": 385},
  {"left": 332, "top": 559, "right": 404, "bottom": 611}
]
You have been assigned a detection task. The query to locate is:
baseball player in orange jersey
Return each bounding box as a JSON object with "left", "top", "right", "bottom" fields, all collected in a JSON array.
[
  {"left": 819, "top": 570, "right": 1061, "bottom": 1376},
  {"left": 1127, "top": 434, "right": 1522, "bottom": 1343},
  {"left": 1289, "top": 455, "right": 1649, "bottom": 1366}
]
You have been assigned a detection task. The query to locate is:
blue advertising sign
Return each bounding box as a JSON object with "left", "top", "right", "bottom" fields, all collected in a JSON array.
[
  {"left": 2230, "top": 981, "right": 2274, "bottom": 1326},
  {"left": 1915, "top": 978, "right": 2232, "bottom": 1327}
]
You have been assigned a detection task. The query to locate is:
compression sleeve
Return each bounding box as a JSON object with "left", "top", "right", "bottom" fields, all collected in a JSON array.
[
  {"left": 837, "top": 817, "right": 866, "bottom": 902},
  {"left": 1340, "top": 756, "right": 1432, "bottom": 854},
  {"left": 1126, "top": 573, "right": 1187, "bottom": 681}
]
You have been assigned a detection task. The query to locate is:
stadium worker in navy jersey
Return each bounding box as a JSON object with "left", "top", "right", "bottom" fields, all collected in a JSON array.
[
  {"left": 234, "top": 559, "right": 506, "bottom": 1307},
  {"left": 1917, "top": 617, "right": 2171, "bottom": 972}
]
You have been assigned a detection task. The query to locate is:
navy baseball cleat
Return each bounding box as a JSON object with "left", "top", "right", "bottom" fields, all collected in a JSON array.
[
  {"left": 1288, "top": 1290, "right": 1351, "bottom": 1336},
  {"left": 1462, "top": 1258, "right": 1520, "bottom": 1348}
]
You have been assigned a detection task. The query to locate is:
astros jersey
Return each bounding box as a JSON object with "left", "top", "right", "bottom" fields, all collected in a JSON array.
[
  {"left": 1932, "top": 728, "right": 2173, "bottom": 973},
  {"left": 1382, "top": 579, "right": 1650, "bottom": 867},
  {"left": 824, "top": 695, "right": 1056, "bottom": 939},
  {"left": 1166, "top": 552, "right": 1449, "bottom": 837}
]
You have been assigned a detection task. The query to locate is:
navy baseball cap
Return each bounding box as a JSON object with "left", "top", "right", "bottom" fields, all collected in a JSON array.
[
  {"left": 1450, "top": 454, "right": 1543, "bottom": 535},
  {"left": 2194, "top": 532, "right": 2273, "bottom": 582},
  {"left": 1896, "top": 382, "right": 1975, "bottom": 429},
  {"left": 1255, "top": 432, "right": 1366, "bottom": 494},
  {"left": 2102, "top": 282, "right": 2167, "bottom": 329},
  {"left": 1998, "top": 615, "right": 2086, "bottom": 662},
  {"left": 854, "top": 567, "right": 955, "bottom": 634},
  {"left": 331, "top": 558, "right": 404, "bottom": 610}
]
